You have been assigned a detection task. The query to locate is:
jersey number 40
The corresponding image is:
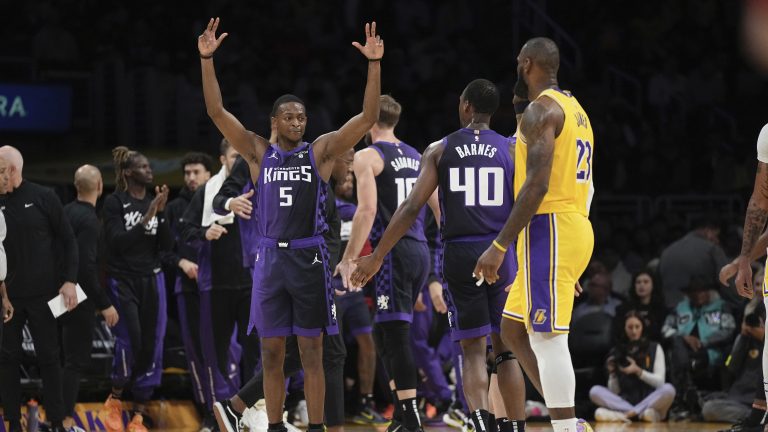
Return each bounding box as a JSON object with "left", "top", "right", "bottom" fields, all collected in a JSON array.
[{"left": 449, "top": 167, "right": 504, "bottom": 206}]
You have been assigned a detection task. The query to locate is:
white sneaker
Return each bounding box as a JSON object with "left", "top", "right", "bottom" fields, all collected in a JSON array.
[
  {"left": 283, "top": 421, "right": 303, "bottom": 432},
  {"left": 289, "top": 400, "right": 308, "bottom": 427},
  {"left": 594, "top": 407, "right": 631, "bottom": 423},
  {"left": 241, "top": 405, "right": 268, "bottom": 432},
  {"left": 640, "top": 408, "right": 662, "bottom": 422}
]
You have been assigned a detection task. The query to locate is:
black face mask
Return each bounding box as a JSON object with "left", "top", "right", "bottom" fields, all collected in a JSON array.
[{"left": 514, "top": 66, "right": 529, "bottom": 99}]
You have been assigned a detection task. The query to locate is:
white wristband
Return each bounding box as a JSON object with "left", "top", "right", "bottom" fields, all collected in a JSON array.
[{"left": 224, "top": 198, "right": 233, "bottom": 212}]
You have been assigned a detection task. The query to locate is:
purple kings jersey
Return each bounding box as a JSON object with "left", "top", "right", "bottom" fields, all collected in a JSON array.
[
  {"left": 437, "top": 128, "right": 514, "bottom": 241},
  {"left": 256, "top": 143, "right": 328, "bottom": 240},
  {"left": 370, "top": 141, "right": 427, "bottom": 243}
]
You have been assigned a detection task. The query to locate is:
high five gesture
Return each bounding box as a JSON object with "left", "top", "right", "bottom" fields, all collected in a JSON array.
[
  {"left": 198, "top": 17, "right": 229, "bottom": 58},
  {"left": 352, "top": 22, "right": 384, "bottom": 60}
]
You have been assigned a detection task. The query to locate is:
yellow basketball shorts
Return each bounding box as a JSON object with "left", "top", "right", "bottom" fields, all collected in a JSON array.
[{"left": 502, "top": 212, "right": 594, "bottom": 333}]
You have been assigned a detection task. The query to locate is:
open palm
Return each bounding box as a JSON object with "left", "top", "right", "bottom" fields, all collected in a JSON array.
[
  {"left": 198, "top": 17, "right": 228, "bottom": 58},
  {"left": 352, "top": 22, "right": 384, "bottom": 60}
]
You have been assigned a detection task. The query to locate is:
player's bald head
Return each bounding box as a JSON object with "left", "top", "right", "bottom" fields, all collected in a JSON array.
[
  {"left": 74, "top": 164, "right": 102, "bottom": 194},
  {"left": 520, "top": 37, "right": 560, "bottom": 75},
  {"left": 0, "top": 146, "right": 23, "bottom": 174}
]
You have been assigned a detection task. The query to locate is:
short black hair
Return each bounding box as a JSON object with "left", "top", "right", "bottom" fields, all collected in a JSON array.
[
  {"left": 271, "top": 94, "right": 305, "bottom": 117},
  {"left": 219, "top": 138, "right": 231, "bottom": 156},
  {"left": 180, "top": 152, "right": 214, "bottom": 174},
  {"left": 462, "top": 79, "right": 500, "bottom": 115}
]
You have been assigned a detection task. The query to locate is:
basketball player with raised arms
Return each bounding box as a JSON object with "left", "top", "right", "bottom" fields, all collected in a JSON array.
[
  {"left": 198, "top": 17, "right": 383, "bottom": 432},
  {"left": 473, "top": 38, "right": 595, "bottom": 432},
  {"left": 351, "top": 80, "right": 528, "bottom": 432}
]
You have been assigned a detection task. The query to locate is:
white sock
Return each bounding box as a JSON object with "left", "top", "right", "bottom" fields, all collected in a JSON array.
[{"left": 551, "top": 418, "right": 578, "bottom": 432}]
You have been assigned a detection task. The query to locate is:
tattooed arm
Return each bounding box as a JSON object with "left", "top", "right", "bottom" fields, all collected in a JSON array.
[{"left": 734, "top": 162, "right": 768, "bottom": 298}]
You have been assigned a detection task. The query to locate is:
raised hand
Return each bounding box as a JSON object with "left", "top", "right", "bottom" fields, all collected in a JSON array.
[
  {"left": 154, "top": 185, "right": 170, "bottom": 212},
  {"left": 352, "top": 22, "right": 384, "bottom": 60},
  {"left": 230, "top": 189, "right": 254, "bottom": 219},
  {"left": 198, "top": 17, "right": 229, "bottom": 58}
]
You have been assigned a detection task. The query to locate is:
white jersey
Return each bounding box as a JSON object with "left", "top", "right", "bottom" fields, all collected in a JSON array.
[{"left": 757, "top": 123, "right": 768, "bottom": 163}]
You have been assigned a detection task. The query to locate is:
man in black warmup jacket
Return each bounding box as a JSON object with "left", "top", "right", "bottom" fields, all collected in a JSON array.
[
  {"left": 0, "top": 146, "right": 79, "bottom": 432},
  {"left": 61, "top": 165, "right": 120, "bottom": 428}
]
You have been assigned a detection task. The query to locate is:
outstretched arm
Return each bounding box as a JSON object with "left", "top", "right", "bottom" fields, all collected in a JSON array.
[
  {"left": 473, "top": 98, "right": 561, "bottom": 284},
  {"left": 314, "top": 22, "right": 383, "bottom": 181},
  {"left": 351, "top": 142, "right": 443, "bottom": 287},
  {"left": 199, "top": 18, "right": 269, "bottom": 166},
  {"left": 335, "top": 149, "right": 381, "bottom": 289}
]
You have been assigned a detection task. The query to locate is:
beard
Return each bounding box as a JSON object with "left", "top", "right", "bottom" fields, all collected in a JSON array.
[{"left": 514, "top": 68, "right": 529, "bottom": 99}]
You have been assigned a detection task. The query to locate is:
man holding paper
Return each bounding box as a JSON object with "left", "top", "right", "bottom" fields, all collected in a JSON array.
[{"left": 0, "top": 146, "right": 79, "bottom": 432}]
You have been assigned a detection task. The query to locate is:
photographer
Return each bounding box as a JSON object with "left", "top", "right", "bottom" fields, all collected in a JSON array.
[
  {"left": 700, "top": 303, "right": 765, "bottom": 424},
  {"left": 589, "top": 311, "right": 676, "bottom": 422}
]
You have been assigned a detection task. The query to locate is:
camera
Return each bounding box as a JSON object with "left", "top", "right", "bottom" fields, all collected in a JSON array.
[{"left": 614, "top": 346, "right": 631, "bottom": 367}]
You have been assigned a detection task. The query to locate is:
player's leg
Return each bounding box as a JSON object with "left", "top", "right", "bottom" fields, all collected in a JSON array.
[
  {"left": 28, "top": 297, "right": 66, "bottom": 428},
  {"left": 490, "top": 333, "right": 526, "bottom": 430},
  {"left": 0, "top": 300, "right": 30, "bottom": 430},
  {"left": 262, "top": 336, "right": 288, "bottom": 424},
  {"left": 61, "top": 299, "right": 96, "bottom": 423},
  {"left": 236, "top": 287, "right": 260, "bottom": 383},
  {"left": 177, "top": 286, "right": 210, "bottom": 413},
  {"left": 322, "top": 331, "right": 346, "bottom": 432},
  {"left": 527, "top": 213, "right": 593, "bottom": 432}
]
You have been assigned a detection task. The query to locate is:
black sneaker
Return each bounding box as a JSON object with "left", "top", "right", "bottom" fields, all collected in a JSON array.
[
  {"left": 718, "top": 421, "right": 765, "bottom": 432},
  {"left": 387, "top": 419, "right": 403, "bottom": 432},
  {"left": 200, "top": 412, "right": 219, "bottom": 432},
  {"left": 214, "top": 399, "right": 243, "bottom": 432},
  {"left": 353, "top": 404, "right": 390, "bottom": 425}
]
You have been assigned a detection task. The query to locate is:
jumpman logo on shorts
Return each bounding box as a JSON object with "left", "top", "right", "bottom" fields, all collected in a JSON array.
[{"left": 312, "top": 253, "right": 322, "bottom": 265}]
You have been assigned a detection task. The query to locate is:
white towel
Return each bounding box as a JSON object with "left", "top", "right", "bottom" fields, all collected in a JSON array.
[{"left": 202, "top": 165, "right": 235, "bottom": 227}]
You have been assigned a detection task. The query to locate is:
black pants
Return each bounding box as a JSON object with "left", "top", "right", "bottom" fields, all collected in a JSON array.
[
  {"left": 238, "top": 332, "right": 347, "bottom": 426},
  {"left": 670, "top": 335, "right": 711, "bottom": 392},
  {"left": 211, "top": 289, "right": 260, "bottom": 384},
  {"left": 59, "top": 299, "right": 96, "bottom": 417},
  {"left": 0, "top": 296, "right": 64, "bottom": 422}
]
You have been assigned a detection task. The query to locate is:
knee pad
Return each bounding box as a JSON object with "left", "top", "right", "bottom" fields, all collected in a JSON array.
[
  {"left": 492, "top": 351, "right": 516, "bottom": 374},
  {"left": 529, "top": 332, "right": 575, "bottom": 408}
]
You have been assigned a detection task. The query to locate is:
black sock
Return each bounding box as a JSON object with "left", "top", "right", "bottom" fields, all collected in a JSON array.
[
  {"left": 497, "top": 418, "right": 525, "bottom": 432},
  {"left": 308, "top": 423, "right": 324, "bottom": 431},
  {"left": 362, "top": 393, "right": 374, "bottom": 407},
  {"left": 744, "top": 407, "right": 767, "bottom": 426},
  {"left": 400, "top": 397, "right": 421, "bottom": 430},
  {"left": 471, "top": 409, "right": 490, "bottom": 432},
  {"left": 268, "top": 422, "right": 286, "bottom": 432},
  {"left": 488, "top": 413, "right": 498, "bottom": 432},
  {"left": 392, "top": 391, "right": 403, "bottom": 422}
]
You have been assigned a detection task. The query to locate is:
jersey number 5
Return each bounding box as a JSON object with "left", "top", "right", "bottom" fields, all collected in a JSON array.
[
  {"left": 279, "top": 187, "right": 293, "bottom": 207},
  {"left": 449, "top": 167, "right": 504, "bottom": 206},
  {"left": 576, "top": 139, "right": 592, "bottom": 183}
]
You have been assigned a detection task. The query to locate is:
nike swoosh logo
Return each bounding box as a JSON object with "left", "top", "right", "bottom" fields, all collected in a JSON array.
[
  {"left": 24, "top": 203, "right": 33, "bottom": 208},
  {"left": 123, "top": 203, "right": 131, "bottom": 208}
]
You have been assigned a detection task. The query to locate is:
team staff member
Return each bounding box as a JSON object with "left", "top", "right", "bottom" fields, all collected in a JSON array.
[
  {"left": 61, "top": 165, "right": 120, "bottom": 428},
  {"left": 0, "top": 146, "right": 78, "bottom": 432},
  {"left": 101, "top": 146, "right": 171, "bottom": 432}
]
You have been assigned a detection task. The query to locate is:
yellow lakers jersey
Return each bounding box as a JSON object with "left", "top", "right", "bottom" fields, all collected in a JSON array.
[{"left": 514, "top": 88, "right": 594, "bottom": 216}]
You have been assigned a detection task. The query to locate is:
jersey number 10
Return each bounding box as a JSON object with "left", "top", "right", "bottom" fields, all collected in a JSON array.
[{"left": 449, "top": 167, "right": 504, "bottom": 206}]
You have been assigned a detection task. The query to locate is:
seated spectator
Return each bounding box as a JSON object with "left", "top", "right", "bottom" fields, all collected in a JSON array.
[
  {"left": 612, "top": 270, "right": 669, "bottom": 342},
  {"left": 573, "top": 271, "right": 622, "bottom": 321},
  {"left": 662, "top": 278, "right": 737, "bottom": 403},
  {"left": 701, "top": 301, "right": 765, "bottom": 424},
  {"left": 589, "top": 311, "right": 676, "bottom": 422}
]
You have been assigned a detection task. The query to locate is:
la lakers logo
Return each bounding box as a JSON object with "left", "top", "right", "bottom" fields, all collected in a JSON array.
[{"left": 534, "top": 309, "right": 547, "bottom": 325}]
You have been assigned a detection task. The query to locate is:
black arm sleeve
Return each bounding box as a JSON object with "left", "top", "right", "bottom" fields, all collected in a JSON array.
[
  {"left": 213, "top": 157, "right": 250, "bottom": 214},
  {"left": 180, "top": 187, "right": 208, "bottom": 248},
  {"left": 47, "top": 189, "right": 79, "bottom": 283},
  {"left": 102, "top": 194, "right": 150, "bottom": 251},
  {"left": 77, "top": 220, "right": 111, "bottom": 310}
]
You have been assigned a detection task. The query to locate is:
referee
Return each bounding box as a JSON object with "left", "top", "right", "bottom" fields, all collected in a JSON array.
[
  {"left": 0, "top": 155, "right": 10, "bottom": 344},
  {"left": 0, "top": 146, "right": 79, "bottom": 432},
  {"left": 61, "top": 165, "right": 119, "bottom": 427}
]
